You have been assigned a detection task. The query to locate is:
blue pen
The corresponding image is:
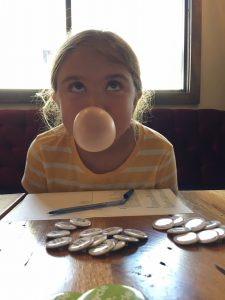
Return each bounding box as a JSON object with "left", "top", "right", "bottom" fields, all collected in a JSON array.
[{"left": 48, "top": 189, "right": 134, "bottom": 215}]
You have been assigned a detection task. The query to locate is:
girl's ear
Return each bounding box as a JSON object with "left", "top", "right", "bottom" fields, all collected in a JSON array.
[{"left": 52, "top": 92, "right": 59, "bottom": 105}]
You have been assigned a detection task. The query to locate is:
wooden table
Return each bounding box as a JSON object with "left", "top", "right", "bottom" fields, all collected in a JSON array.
[
  {"left": 0, "top": 190, "right": 225, "bottom": 300},
  {"left": 0, "top": 193, "right": 25, "bottom": 219}
]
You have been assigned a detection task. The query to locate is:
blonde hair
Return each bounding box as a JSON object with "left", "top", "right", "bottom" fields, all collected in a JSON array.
[
  {"left": 133, "top": 90, "right": 154, "bottom": 125},
  {"left": 38, "top": 29, "right": 152, "bottom": 128}
]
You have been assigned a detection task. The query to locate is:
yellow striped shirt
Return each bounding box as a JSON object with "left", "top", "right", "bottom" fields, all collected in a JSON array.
[{"left": 22, "top": 123, "right": 178, "bottom": 193}]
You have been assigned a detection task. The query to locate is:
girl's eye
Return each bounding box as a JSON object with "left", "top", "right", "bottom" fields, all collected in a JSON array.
[
  {"left": 70, "top": 81, "right": 85, "bottom": 92},
  {"left": 106, "top": 80, "right": 121, "bottom": 91}
]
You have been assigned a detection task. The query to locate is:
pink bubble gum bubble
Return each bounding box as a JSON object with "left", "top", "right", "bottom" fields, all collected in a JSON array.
[{"left": 73, "top": 107, "right": 116, "bottom": 152}]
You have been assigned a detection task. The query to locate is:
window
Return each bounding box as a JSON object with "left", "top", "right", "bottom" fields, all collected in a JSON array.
[{"left": 0, "top": 0, "right": 201, "bottom": 105}]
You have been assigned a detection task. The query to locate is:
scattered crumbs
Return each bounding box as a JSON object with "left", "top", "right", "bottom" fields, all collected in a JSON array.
[
  {"left": 167, "top": 246, "right": 172, "bottom": 250},
  {"left": 132, "top": 266, "right": 152, "bottom": 278},
  {"left": 136, "top": 272, "right": 142, "bottom": 276},
  {"left": 160, "top": 261, "right": 166, "bottom": 266},
  {"left": 24, "top": 252, "right": 33, "bottom": 267},
  {"left": 132, "top": 271, "right": 152, "bottom": 278},
  {"left": 24, "top": 260, "right": 29, "bottom": 266}
]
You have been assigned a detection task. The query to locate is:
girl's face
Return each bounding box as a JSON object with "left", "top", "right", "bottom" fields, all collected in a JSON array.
[{"left": 53, "top": 46, "right": 140, "bottom": 142}]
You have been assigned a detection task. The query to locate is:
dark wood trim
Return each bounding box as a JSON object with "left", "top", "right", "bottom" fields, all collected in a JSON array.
[
  {"left": 66, "top": 0, "right": 72, "bottom": 33},
  {"left": 0, "top": 89, "right": 39, "bottom": 104},
  {"left": 0, "top": 193, "right": 26, "bottom": 220}
]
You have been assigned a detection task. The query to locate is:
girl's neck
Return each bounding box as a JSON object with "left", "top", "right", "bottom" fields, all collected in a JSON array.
[{"left": 76, "top": 125, "right": 137, "bottom": 174}]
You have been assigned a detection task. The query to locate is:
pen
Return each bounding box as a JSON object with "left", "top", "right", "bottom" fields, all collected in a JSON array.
[{"left": 48, "top": 188, "right": 134, "bottom": 215}]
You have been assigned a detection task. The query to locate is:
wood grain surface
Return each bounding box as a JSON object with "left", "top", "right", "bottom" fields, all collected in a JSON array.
[
  {"left": 0, "top": 190, "right": 225, "bottom": 300},
  {"left": 0, "top": 193, "right": 25, "bottom": 219}
]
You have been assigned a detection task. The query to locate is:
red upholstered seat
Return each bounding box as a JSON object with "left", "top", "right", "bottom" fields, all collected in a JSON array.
[
  {"left": 0, "top": 110, "right": 45, "bottom": 193},
  {"left": 144, "top": 109, "right": 225, "bottom": 190},
  {"left": 0, "top": 108, "right": 225, "bottom": 193}
]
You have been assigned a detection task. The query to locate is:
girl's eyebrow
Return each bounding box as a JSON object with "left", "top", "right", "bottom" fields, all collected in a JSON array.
[
  {"left": 61, "top": 76, "right": 82, "bottom": 84},
  {"left": 105, "top": 74, "right": 129, "bottom": 81},
  {"left": 61, "top": 73, "right": 130, "bottom": 85}
]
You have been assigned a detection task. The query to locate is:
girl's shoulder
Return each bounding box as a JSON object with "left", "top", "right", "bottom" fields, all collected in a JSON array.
[
  {"left": 32, "top": 124, "right": 71, "bottom": 146},
  {"left": 137, "top": 122, "right": 173, "bottom": 148}
]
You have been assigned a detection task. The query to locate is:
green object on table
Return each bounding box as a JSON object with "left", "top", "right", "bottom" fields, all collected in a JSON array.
[
  {"left": 52, "top": 291, "right": 82, "bottom": 300},
  {"left": 77, "top": 284, "right": 146, "bottom": 299}
]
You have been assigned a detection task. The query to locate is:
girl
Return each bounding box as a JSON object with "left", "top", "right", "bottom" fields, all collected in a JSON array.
[{"left": 22, "top": 30, "right": 178, "bottom": 193}]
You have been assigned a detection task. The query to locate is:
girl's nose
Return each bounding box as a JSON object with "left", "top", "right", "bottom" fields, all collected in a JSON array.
[{"left": 87, "top": 92, "right": 104, "bottom": 108}]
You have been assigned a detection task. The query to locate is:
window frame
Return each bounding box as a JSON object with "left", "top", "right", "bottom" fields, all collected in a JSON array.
[{"left": 0, "top": 0, "right": 201, "bottom": 106}]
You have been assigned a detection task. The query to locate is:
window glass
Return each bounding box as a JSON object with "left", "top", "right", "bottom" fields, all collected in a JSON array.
[
  {"left": 71, "top": 0, "right": 185, "bottom": 90},
  {"left": 0, "top": 0, "right": 66, "bottom": 89},
  {"left": 0, "top": 0, "right": 201, "bottom": 105}
]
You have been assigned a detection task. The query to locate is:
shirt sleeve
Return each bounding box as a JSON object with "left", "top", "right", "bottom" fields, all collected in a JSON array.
[{"left": 21, "top": 139, "right": 48, "bottom": 193}]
